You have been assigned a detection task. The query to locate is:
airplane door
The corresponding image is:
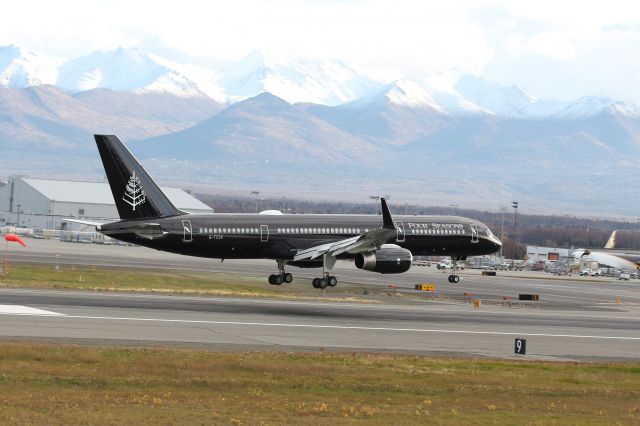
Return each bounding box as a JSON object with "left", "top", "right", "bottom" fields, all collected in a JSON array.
[
  {"left": 260, "top": 225, "right": 269, "bottom": 242},
  {"left": 470, "top": 224, "right": 479, "bottom": 243},
  {"left": 182, "top": 220, "right": 193, "bottom": 243},
  {"left": 396, "top": 221, "right": 405, "bottom": 243}
]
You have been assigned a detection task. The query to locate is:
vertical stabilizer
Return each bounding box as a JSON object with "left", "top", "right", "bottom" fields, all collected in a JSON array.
[
  {"left": 95, "top": 135, "right": 183, "bottom": 220},
  {"left": 604, "top": 231, "right": 617, "bottom": 249}
]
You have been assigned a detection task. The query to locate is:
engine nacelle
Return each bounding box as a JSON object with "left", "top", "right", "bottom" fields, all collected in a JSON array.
[{"left": 354, "top": 245, "right": 412, "bottom": 274}]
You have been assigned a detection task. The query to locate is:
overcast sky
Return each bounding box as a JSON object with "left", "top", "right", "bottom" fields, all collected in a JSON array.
[{"left": 2, "top": 0, "right": 639, "bottom": 102}]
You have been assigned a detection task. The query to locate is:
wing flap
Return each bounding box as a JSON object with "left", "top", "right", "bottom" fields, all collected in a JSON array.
[{"left": 293, "top": 197, "right": 398, "bottom": 262}]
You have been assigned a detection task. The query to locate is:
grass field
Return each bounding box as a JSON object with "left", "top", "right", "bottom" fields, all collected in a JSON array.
[
  {"left": 0, "top": 342, "right": 637, "bottom": 425},
  {"left": 0, "top": 264, "right": 377, "bottom": 301}
]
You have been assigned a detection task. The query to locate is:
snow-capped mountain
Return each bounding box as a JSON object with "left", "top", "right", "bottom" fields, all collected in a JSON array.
[
  {"left": 554, "top": 96, "right": 640, "bottom": 119},
  {"left": 56, "top": 48, "right": 217, "bottom": 99},
  {"left": 217, "top": 50, "right": 382, "bottom": 105},
  {"left": 347, "top": 79, "right": 442, "bottom": 111},
  {"left": 1, "top": 43, "right": 639, "bottom": 120},
  {"left": 454, "top": 74, "right": 537, "bottom": 117},
  {"left": 0, "top": 45, "right": 62, "bottom": 88}
]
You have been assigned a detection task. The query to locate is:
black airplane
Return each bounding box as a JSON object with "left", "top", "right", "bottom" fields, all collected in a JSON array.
[{"left": 72, "top": 135, "right": 501, "bottom": 289}]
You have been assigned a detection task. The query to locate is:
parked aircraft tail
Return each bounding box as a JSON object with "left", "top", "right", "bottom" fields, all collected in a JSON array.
[
  {"left": 604, "top": 230, "right": 617, "bottom": 249},
  {"left": 94, "top": 135, "right": 183, "bottom": 220}
]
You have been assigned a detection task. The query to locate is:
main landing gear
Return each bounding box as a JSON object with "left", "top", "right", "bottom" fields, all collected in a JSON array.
[
  {"left": 312, "top": 254, "right": 338, "bottom": 289},
  {"left": 268, "top": 260, "right": 293, "bottom": 285},
  {"left": 312, "top": 274, "right": 338, "bottom": 289}
]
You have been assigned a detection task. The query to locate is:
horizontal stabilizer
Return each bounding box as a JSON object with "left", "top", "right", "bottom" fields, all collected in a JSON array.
[{"left": 61, "top": 218, "right": 108, "bottom": 227}]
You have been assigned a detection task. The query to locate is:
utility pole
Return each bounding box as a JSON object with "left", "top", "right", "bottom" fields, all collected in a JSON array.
[
  {"left": 250, "top": 191, "right": 260, "bottom": 213},
  {"left": 369, "top": 195, "right": 380, "bottom": 214},
  {"left": 16, "top": 204, "right": 21, "bottom": 228},
  {"left": 369, "top": 194, "right": 390, "bottom": 214},
  {"left": 499, "top": 206, "right": 507, "bottom": 259},
  {"left": 511, "top": 201, "right": 519, "bottom": 269}
]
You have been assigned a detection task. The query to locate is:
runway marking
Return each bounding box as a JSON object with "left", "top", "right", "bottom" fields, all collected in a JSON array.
[
  {"left": 1, "top": 312, "right": 638, "bottom": 341},
  {"left": 0, "top": 305, "right": 64, "bottom": 316}
]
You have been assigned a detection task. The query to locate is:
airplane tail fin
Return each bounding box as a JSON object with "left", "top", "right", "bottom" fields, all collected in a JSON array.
[
  {"left": 604, "top": 230, "right": 617, "bottom": 249},
  {"left": 94, "top": 135, "right": 183, "bottom": 220}
]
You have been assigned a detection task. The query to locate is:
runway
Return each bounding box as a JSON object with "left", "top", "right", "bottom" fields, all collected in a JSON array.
[
  {"left": 0, "top": 288, "right": 638, "bottom": 360},
  {"left": 1, "top": 238, "right": 639, "bottom": 361}
]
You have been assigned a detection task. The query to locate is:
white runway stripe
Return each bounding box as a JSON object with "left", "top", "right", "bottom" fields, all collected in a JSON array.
[
  {"left": 0, "top": 305, "right": 64, "bottom": 316},
  {"left": 0, "top": 311, "right": 637, "bottom": 341}
]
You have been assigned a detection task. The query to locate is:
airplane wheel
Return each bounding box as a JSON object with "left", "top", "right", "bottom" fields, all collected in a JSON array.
[
  {"left": 452, "top": 275, "right": 460, "bottom": 284},
  {"left": 283, "top": 273, "right": 293, "bottom": 283},
  {"left": 327, "top": 276, "right": 337, "bottom": 287},
  {"left": 317, "top": 278, "right": 328, "bottom": 289},
  {"left": 448, "top": 275, "right": 453, "bottom": 283},
  {"left": 312, "top": 278, "right": 320, "bottom": 288},
  {"left": 268, "top": 274, "right": 275, "bottom": 285}
]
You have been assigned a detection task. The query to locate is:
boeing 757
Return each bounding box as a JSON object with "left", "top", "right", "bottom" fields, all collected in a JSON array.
[{"left": 71, "top": 135, "right": 502, "bottom": 289}]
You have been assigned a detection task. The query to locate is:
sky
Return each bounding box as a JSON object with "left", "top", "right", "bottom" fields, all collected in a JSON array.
[{"left": 1, "top": 0, "right": 640, "bottom": 102}]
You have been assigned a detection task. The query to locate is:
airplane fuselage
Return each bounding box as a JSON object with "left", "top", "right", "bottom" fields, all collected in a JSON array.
[{"left": 100, "top": 212, "right": 502, "bottom": 262}]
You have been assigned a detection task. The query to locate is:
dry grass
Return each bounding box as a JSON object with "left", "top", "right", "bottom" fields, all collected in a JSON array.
[
  {"left": 0, "top": 264, "right": 375, "bottom": 302},
  {"left": 0, "top": 342, "right": 638, "bottom": 425}
]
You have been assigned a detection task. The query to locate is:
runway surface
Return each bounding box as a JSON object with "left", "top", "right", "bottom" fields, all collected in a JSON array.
[{"left": 1, "top": 238, "right": 639, "bottom": 361}]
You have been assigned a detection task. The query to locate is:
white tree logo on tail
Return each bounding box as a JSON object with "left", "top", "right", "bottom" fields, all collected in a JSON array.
[{"left": 123, "top": 171, "right": 146, "bottom": 210}]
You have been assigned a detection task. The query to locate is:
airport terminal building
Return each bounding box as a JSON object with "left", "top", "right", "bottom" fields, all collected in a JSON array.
[{"left": 0, "top": 176, "right": 213, "bottom": 230}]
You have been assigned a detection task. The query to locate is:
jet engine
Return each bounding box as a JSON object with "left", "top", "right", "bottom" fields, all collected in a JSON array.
[{"left": 354, "top": 245, "right": 412, "bottom": 274}]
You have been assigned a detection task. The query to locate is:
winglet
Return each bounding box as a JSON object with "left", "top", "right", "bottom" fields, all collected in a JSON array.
[{"left": 381, "top": 198, "right": 395, "bottom": 229}]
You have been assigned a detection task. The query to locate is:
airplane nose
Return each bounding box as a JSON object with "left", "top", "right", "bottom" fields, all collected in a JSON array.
[{"left": 487, "top": 235, "right": 502, "bottom": 252}]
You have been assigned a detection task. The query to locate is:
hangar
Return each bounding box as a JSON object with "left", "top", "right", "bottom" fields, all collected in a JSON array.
[{"left": 0, "top": 176, "right": 213, "bottom": 230}]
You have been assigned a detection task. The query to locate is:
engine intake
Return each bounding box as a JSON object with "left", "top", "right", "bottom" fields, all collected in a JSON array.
[{"left": 354, "top": 245, "right": 412, "bottom": 274}]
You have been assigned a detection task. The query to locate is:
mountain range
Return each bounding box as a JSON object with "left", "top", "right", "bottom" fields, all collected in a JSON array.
[{"left": 1, "top": 44, "right": 640, "bottom": 217}]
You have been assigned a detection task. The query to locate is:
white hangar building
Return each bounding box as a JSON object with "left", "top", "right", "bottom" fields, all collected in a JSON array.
[{"left": 0, "top": 176, "right": 213, "bottom": 229}]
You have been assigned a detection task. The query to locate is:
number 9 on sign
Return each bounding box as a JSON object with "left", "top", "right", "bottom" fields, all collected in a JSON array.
[{"left": 515, "top": 337, "right": 526, "bottom": 355}]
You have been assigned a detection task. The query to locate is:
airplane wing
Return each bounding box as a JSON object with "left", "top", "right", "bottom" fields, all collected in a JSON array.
[{"left": 293, "top": 198, "right": 397, "bottom": 262}]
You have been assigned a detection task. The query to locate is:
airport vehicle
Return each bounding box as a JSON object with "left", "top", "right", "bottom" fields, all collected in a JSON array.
[
  {"left": 580, "top": 268, "right": 601, "bottom": 277},
  {"left": 618, "top": 272, "right": 631, "bottom": 280},
  {"left": 70, "top": 135, "right": 501, "bottom": 288},
  {"left": 437, "top": 260, "right": 465, "bottom": 271}
]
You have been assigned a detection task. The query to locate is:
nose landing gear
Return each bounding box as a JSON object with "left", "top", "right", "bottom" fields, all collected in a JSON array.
[{"left": 448, "top": 255, "right": 463, "bottom": 284}]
